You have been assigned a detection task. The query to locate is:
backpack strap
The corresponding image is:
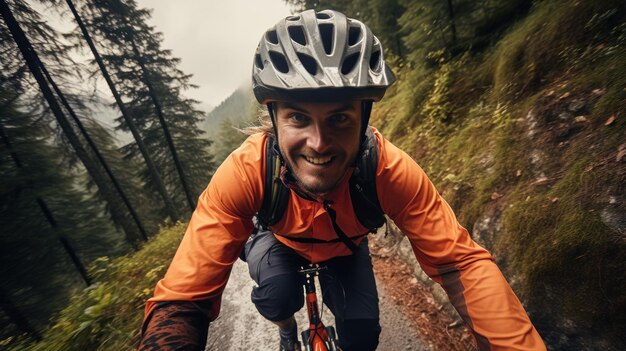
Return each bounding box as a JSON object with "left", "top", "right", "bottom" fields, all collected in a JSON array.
[
  {"left": 256, "top": 135, "right": 290, "bottom": 228},
  {"left": 349, "top": 127, "right": 386, "bottom": 232}
]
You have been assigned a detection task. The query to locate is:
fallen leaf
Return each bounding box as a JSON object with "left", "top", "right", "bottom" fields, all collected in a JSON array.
[
  {"left": 516, "top": 169, "right": 522, "bottom": 177},
  {"left": 605, "top": 115, "right": 616, "bottom": 125},
  {"left": 534, "top": 176, "right": 549, "bottom": 184},
  {"left": 575, "top": 115, "right": 588, "bottom": 123},
  {"left": 558, "top": 92, "right": 571, "bottom": 99},
  {"left": 491, "top": 192, "right": 503, "bottom": 200},
  {"left": 617, "top": 144, "right": 626, "bottom": 162},
  {"left": 551, "top": 197, "right": 559, "bottom": 203},
  {"left": 592, "top": 88, "right": 606, "bottom": 96}
]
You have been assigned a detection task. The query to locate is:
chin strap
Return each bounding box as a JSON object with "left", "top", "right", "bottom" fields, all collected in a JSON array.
[
  {"left": 361, "top": 100, "right": 373, "bottom": 141},
  {"left": 267, "top": 102, "right": 279, "bottom": 142}
]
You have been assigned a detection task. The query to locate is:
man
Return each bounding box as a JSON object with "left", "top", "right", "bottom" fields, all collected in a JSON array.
[{"left": 138, "top": 9, "right": 546, "bottom": 351}]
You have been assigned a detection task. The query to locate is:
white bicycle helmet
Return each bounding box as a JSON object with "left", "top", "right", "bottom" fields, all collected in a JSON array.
[{"left": 252, "top": 9, "right": 395, "bottom": 104}]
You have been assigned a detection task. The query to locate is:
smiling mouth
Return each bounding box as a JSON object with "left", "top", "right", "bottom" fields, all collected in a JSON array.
[{"left": 303, "top": 155, "right": 333, "bottom": 165}]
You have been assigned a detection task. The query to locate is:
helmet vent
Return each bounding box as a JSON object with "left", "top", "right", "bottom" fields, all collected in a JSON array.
[
  {"left": 269, "top": 51, "right": 289, "bottom": 73},
  {"left": 255, "top": 53, "right": 264, "bottom": 70},
  {"left": 318, "top": 23, "right": 334, "bottom": 55},
  {"left": 348, "top": 26, "right": 362, "bottom": 46},
  {"left": 316, "top": 12, "right": 331, "bottom": 19},
  {"left": 297, "top": 53, "right": 318, "bottom": 75},
  {"left": 341, "top": 52, "right": 359, "bottom": 75},
  {"left": 369, "top": 50, "right": 381, "bottom": 71},
  {"left": 266, "top": 30, "right": 279, "bottom": 44},
  {"left": 288, "top": 26, "right": 307, "bottom": 46}
]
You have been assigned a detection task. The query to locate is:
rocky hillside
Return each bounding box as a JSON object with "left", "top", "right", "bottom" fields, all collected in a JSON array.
[{"left": 370, "top": 1, "right": 625, "bottom": 350}]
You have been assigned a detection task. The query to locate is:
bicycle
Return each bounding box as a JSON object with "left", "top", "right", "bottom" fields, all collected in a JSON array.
[{"left": 298, "top": 264, "right": 340, "bottom": 351}]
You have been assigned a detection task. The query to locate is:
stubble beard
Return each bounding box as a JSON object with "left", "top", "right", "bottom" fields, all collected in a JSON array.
[{"left": 285, "top": 159, "right": 336, "bottom": 195}]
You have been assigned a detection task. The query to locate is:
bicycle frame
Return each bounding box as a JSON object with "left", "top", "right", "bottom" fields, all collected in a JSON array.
[{"left": 299, "top": 264, "right": 339, "bottom": 351}]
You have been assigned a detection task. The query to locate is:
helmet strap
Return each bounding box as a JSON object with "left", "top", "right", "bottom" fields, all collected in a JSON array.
[
  {"left": 352, "top": 100, "right": 373, "bottom": 167},
  {"left": 360, "top": 100, "right": 373, "bottom": 142},
  {"left": 267, "top": 102, "right": 279, "bottom": 142},
  {"left": 266, "top": 102, "right": 285, "bottom": 164}
]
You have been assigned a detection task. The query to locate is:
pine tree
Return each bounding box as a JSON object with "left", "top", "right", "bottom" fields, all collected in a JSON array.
[
  {"left": 0, "top": 87, "right": 126, "bottom": 340},
  {"left": 82, "top": 117, "right": 162, "bottom": 235},
  {"left": 1, "top": 0, "right": 149, "bottom": 245},
  {"left": 64, "top": 0, "right": 180, "bottom": 222},
  {"left": 77, "top": 0, "right": 215, "bottom": 213},
  {"left": 398, "top": 0, "right": 533, "bottom": 63},
  {"left": 1, "top": 0, "right": 160, "bottom": 246},
  {"left": 211, "top": 118, "right": 250, "bottom": 164}
]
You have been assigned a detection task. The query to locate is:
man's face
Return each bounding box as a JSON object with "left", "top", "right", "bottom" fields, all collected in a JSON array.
[{"left": 274, "top": 100, "right": 362, "bottom": 195}]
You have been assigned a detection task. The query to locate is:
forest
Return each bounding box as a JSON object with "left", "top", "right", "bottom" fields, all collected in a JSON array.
[{"left": 1, "top": 0, "right": 624, "bottom": 350}]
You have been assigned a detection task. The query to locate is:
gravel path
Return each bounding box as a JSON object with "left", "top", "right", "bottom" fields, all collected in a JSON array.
[{"left": 206, "top": 258, "right": 430, "bottom": 350}]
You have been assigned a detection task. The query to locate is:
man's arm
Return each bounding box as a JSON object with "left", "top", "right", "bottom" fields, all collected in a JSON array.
[
  {"left": 138, "top": 301, "right": 212, "bottom": 351},
  {"left": 375, "top": 131, "right": 546, "bottom": 351},
  {"left": 138, "top": 134, "right": 266, "bottom": 350}
]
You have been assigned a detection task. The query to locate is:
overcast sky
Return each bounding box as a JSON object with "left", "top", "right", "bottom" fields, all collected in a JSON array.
[{"left": 134, "top": 0, "right": 292, "bottom": 109}]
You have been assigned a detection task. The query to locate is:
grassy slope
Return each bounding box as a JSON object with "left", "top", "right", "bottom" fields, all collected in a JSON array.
[
  {"left": 373, "top": 0, "right": 625, "bottom": 349},
  {"left": 3, "top": 223, "right": 186, "bottom": 351}
]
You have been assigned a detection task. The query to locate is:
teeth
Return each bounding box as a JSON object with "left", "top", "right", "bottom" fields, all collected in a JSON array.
[{"left": 305, "top": 156, "right": 332, "bottom": 165}]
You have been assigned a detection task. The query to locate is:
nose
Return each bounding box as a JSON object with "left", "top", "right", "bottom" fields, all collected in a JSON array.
[{"left": 306, "top": 123, "right": 332, "bottom": 154}]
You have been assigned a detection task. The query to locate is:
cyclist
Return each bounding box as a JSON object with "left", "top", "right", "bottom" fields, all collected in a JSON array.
[{"left": 138, "top": 9, "right": 546, "bottom": 351}]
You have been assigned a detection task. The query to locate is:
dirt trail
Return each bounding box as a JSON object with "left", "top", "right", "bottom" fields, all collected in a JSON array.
[{"left": 206, "top": 245, "right": 470, "bottom": 350}]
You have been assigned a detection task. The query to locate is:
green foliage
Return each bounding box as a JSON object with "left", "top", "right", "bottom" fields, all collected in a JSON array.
[
  {"left": 1, "top": 0, "right": 80, "bottom": 99},
  {"left": 370, "top": 0, "right": 626, "bottom": 348},
  {"left": 420, "top": 61, "right": 454, "bottom": 125},
  {"left": 202, "top": 86, "right": 258, "bottom": 164},
  {"left": 284, "top": 0, "right": 407, "bottom": 57},
  {"left": 7, "top": 223, "right": 186, "bottom": 351},
  {"left": 398, "top": 0, "right": 532, "bottom": 64},
  {"left": 201, "top": 86, "right": 256, "bottom": 138},
  {"left": 0, "top": 88, "right": 126, "bottom": 342},
  {"left": 488, "top": 0, "right": 626, "bottom": 100},
  {"left": 211, "top": 118, "right": 251, "bottom": 164},
  {"left": 83, "top": 118, "right": 162, "bottom": 243},
  {"left": 501, "top": 157, "right": 625, "bottom": 342},
  {"left": 372, "top": 56, "right": 433, "bottom": 144}
]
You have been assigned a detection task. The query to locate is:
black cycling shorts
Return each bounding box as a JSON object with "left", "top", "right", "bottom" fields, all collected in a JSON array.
[{"left": 242, "top": 228, "right": 381, "bottom": 350}]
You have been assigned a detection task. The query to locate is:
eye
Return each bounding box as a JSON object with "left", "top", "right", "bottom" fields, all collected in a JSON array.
[
  {"left": 329, "top": 114, "right": 349, "bottom": 125},
  {"left": 289, "top": 113, "right": 308, "bottom": 124}
]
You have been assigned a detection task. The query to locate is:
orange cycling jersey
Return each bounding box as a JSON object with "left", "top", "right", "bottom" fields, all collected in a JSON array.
[{"left": 145, "top": 128, "right": 546, "bottom": 351}]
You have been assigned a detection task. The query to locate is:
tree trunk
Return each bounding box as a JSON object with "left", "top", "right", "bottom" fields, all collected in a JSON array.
[
  {"left": 38, "top": 53, "right": 148, "bottom": 242},
  {"left": 130, "top": 38, "right": 197, "bottom": 213},
  {"left": 0, "top": 289, "right": 41, "bottom": 341},
  {"left": 446, "top": 0, "right": 458, "bottom": 47},
  {"left": 65, "top": 0, "right": 180, "bottom": 222},
  {"left": 0, "top": 0, "right": 146, "bottom": 246}
]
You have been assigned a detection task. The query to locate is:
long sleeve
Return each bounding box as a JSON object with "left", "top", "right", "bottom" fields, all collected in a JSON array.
[
  {"left": 375, "top": 130, "right": 546, "bottom": 351},
  {"left": 139, "top": 134, "right": 267, "bottom": 349}
]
